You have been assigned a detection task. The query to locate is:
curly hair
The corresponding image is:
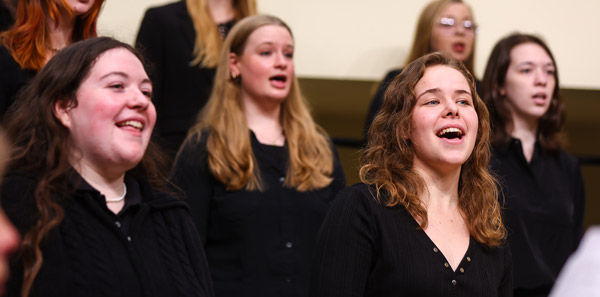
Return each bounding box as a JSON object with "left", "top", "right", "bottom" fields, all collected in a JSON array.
[
  {"left": 361, "top": 52, "right": 505, "bottom": 247},
  {"left": 481, "top": 33, "right": 565, "bottom": 151},
  {"left": 2, "top": 37, "right": 169, "bottom": 297}
]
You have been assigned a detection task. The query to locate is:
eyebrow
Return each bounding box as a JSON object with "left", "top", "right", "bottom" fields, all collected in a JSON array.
[
  {"left": 416, "top": 88, "right": 471, "bottom": 99},
  {"left": 516, "top": 61, "right": 555, "bottom": 67},
  {"left": 100, "top": 71, "right": 152, "bottom": 84}
]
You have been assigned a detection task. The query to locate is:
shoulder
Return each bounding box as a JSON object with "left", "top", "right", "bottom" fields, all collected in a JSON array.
[
  {"left": 329, "top": 183, "right": 381, "bottom": 215},
  {"left": 383, "top": 68, "right": 403, "bottom": 83},
  {"left": 556, "top": 150, "right": 581, "bottom": 171},
  {"left": 142, "top": 1, "right": 186, "bottom": 22},
  {"left": 176, "top": 130, "right": 209, "bottom": 161},
  {"left": 0, "top": 46, "right": 20, "bottom": 71}
]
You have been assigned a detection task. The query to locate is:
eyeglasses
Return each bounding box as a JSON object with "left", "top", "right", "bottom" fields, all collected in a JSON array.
[{"left": 438, "top": 17, "right": 477, "bottom": 34}]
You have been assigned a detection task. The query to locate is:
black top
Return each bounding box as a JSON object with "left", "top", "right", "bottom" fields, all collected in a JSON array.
[
  {"left": 491, "top": 139, "right": 585, "bottom": 297},
  {"left": 0, "top": 46, "right": 36, "bottom": 120},
  {"left": 0, "top": 2, "right": 15, "bottom": 31},
  {"left": 135, "top": 1, "right": 234, "bottom": 156},
  {"left": 2, "top": 172, "right": 215, "bottom": 297},
  {"left": 364, "top": 68, "right": 481, "bottom": 141},
  {"left": 171, "top": 131, "right": 347, "bottom": 297},
  {"left": 310, "top": 183, "right": 513, "bottom": 297}
]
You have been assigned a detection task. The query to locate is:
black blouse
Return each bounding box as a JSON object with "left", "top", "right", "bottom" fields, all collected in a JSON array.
[
  {"left": 310, "top": 183, "right": 513, "bottom": 297},
  {"left": 171, "top": 131, "right": 346, "bottom": 297},
  {"left": 491, "top": 139, "right": 585, "bottom": 297},
  {"left": 0, "top": 46, "right": 35, "bottom": 120},
  {"left": 2, "top": 172, "right": 214, "bottom": 297}
]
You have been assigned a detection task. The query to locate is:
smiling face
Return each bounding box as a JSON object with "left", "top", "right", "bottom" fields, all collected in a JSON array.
[
  {"left": 431, "top": 2, "right": 475, "bottom": 62},
  {"left": 54, "top": 47, "right": 156, "bottom": 178},
  {"left": 501, "top": 42, "right": 556, "bottom": 125},
  {"left": 230, "top": 24, "right": 294, "bottom": 105},
  {"left": 62, "top": 0, "right": 95, "bottom": 15},
  {"left": 410, "top": 65, "right": 478, "bottom": 174}
]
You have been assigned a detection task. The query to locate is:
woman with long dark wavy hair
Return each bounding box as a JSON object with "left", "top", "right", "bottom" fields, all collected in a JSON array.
[
  {"left": 1, "top": 37, "right": 214, "bottom": 297},
  {"left": 0, "top": 0, "right": 104, "bottom": 119},
  {"left": 311, "top": 52, "right": 511, "bottom": 296},
  {"left": 482, "top": 33, "right": 585, "bottom": 297}
]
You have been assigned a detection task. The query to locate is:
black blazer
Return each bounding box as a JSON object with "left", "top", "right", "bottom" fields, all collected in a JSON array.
[{"left": 136, "top": 1, "right": 216, "bottom": 156}]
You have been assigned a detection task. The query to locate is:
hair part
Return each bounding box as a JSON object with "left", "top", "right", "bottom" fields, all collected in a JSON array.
[
  {"left": 186, "top": 0, "right": 257, "bottom": 68},
  {"left": 405, "top": 0, "right": 475, "bottom": 73},
  {"left": 184, "top": 15, "right": 334, "bottom": 192},
  {"left": 2, "top": 37, "right": 170, "bottom": 297},
  {"left": 362, "top": 52, "right": 505, "bottom": 247},
  {"left": 481, "top": 33, "right": 565, "bottom": 151}
]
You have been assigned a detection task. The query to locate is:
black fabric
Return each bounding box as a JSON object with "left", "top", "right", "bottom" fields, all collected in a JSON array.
[
  {"left": 0, "top": 46, "right": 36, "bottom": 120},
  {"left": 491, "top": 139, "right": 585, "bottom": 297},
  {"left": 2, "top": 172, "right": 215, "bottom": 297},
  {"left": 135, "top": 1, "right": 220, "bottom": 156},
  {"left": 0, "top": 2, "right": 14, "bottom": 32},
  {"left": 171, "top": 130, "right": 347, "bottom": 297},
  {"left": 363, "top": 68, "right": 481, "bottom": 142},
  {"left": 310, "top": 183, "right": 513, "bottom": 297}
]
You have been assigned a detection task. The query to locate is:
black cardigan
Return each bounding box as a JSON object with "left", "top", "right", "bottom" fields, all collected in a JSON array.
[
  {"left": 310, "top": 183, "right": 513, "bottom": 297},
  {"left": 2, "top": 172, "right": 214, "bottom": 297},
  {"left": 171, "top": 131, "right": 347, "bottom": 297}
]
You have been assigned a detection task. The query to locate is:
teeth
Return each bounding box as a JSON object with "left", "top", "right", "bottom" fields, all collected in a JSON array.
[
  {"left": 438, "top": 127, "right": 462, "bottom": 136},
  {"left": 117, "top": 120, "right": 143, "bottom": 130}
]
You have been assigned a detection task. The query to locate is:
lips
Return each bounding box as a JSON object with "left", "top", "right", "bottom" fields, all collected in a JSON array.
[
  {"left": 116, "top": 119, "right": 144, "bottom": 131},
  {"left": 452, "top": 42, "right": 465, "bottom": 54},
  {"left": 437, "top": 126, "right": 464, "bottom": 140},
  {"left": 532, "top": 92, "right": 548, "bottom": 105},
  {"left": 269, "top": 74, "right": 287, "bottom": 88}
]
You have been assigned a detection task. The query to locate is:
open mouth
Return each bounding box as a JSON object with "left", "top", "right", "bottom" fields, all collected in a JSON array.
[
  {"left": 270, "top": 75, "right": 287, "bottom": 83},
  {"left": 532, "top": 93, "right": 547, "bottom": 100},
  {"left": 452, "top": 42, "right": 465, "bottom": 53},
  {"left": 116, "top": 120, "right": 144, "bottom": 131},
  {"left": 437, "top": 127, "right": 464, "bottom": 140}
]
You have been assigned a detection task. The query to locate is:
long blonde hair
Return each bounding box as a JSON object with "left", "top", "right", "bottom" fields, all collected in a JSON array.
[
  {"left": 405, "top": 0, "right": 475, "bottom": 74},
  {"left": 362, "top": 52, "right": 505, "bottom": 247},
  {"left": 185, "top": 0, "right": 256, "bottom": 68},
  {"left": 185, "top": 15, "right": 334, "bottom": 192}
]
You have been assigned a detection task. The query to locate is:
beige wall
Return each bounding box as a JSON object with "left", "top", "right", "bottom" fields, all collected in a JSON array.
[{"left": 98, "top": 0, "right": 600, "bottom": 89}]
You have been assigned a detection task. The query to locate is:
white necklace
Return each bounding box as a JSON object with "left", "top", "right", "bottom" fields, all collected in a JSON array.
[{"left": 105, "top": 183, "right": 126, "bottom": 203}]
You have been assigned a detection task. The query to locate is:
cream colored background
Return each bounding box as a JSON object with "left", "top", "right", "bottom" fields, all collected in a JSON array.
[{"left": 98, "top": 0, "right": 600, "bottom": 89}]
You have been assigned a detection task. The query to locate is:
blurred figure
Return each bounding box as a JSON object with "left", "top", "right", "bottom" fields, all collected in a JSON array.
[
  {"left": 0, "top": 0, "right": 16, "bottom": 31},
  {"left": 0, "top": 0, "right": 104, "bottom": 119},
  {"left": 311, "top": 53, "right": 511, "bottom": 296},
  {"left": 172, "top": 15, "right": 346, "bottom": 297},
  {"left": 365, "top": 0, "right": 478, "bottom": 137},
  {"left": 136, "top": 0, "right": 257, "bottom": 157},
  {"left": 482, "top": 33, "right": 585, "bottom": 297},
  {"left": 1, "top": 37, "right": 214, "bottom": 297},
  {"left": 0, "top": 130, "right": 20, "bottom": 297}
]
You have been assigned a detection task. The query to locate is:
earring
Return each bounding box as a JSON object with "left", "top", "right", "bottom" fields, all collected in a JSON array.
[{"left": 231, "top": 72, "right": 237, "bottom": 80}]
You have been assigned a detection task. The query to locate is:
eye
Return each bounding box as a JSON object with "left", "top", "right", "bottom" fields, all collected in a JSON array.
[
  {"left": 109, "top": 83, "right": 125, "bottom": 90},
  {"left": 284, "top": 51, "right": 294, "bottom": 58},
  {"left": 457, "top": 98, "right": 471, "bottom": 106},
  {"left": 519, "top": 68, "right": 532, "bottom": 74},
  {"left": 425, "top": 99, "right": 439, "bottom": 106},
  {"left": 260, "top": 51, "right": 272, "bottom": 56},
  {"left": 141, "top": 89, "right": 153, "bottom": 98},
  {"left": 546, "top": 68, "right": 556, "bottom": 75}
]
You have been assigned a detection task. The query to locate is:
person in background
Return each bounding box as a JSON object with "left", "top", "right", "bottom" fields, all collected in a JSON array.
[
  {"left": 364, "top": 0, "right": 478, "bottom": 138},
  {"left": 136, "top": 0, "right": 257, "bottom": 157},
  {"left": 0, "top": 0, "right": 104, "bottom": 119},
  {"left": 1, "top": 37, "right": 214, "bottom": 297},
  {"left": 0, "top": 130, "right": 20, "bottom": 297},
  {"left": 311, "top": 52, "right": 511, "bottom": 297},
  {"left": 172, "top": 15, "right": 346, "bottom": 297},
  {"left": 481, "top": 33, "right": 585, "bottom": 297}
]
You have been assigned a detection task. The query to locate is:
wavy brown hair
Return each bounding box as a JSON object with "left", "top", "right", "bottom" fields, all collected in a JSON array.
[
  {"left": 405, "top": 0, "right": 476, "bottom": 74},
  {"left": 362, "top": 52, "right": 505, "bottom": 247},
  {"left": 0, "top": 0, "right": 104, "bottom": 71},
  {"left": 2, "top": 37, "right": 169, "bottom": 297},
  {"left": 184, "top": 15, "right": 334, "bottom": 192},
  {"left": 186, "top": 0, "right": 256, "bottom": 68},
  {"left": 481, "top": 33, "right": 565, "bottom": 151}
]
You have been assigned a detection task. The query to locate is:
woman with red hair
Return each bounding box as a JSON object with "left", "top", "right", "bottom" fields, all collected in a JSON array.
[{"left": 0, "top": 0, "right": 104, "bottom": 119}]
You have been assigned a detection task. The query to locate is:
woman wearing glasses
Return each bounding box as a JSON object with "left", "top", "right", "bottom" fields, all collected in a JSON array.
[{"left": 365, "top": 0, "right": 478, "bottom": 136}]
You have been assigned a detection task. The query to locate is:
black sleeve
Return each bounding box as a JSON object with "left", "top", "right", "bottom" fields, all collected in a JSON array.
[
  {"left": 310, "top": 186, "right": 376, "bottom": 297},
  {"left": 328, "top": 142, "right": 347, "bottom": 200},
  {"left": 135, "top": 7, "right": 166, "bottom": 106},
  {"left": 170, "top": 135, "right": 213, "bottom": 244},
  {"left": 498, "top": 243, "right": 514, "bottom": 297},
  {"left": 570, "top": 156, "right": 586, "bottom": 248},
  {"left": 0, "top": 173, "right": 38, "bottom": 235},
  {"left": 363, "top": 69, "right": 403, "bottom": 141}
]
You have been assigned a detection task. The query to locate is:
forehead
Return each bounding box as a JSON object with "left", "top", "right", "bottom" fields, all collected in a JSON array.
[
  {"left": 439, "top": 2, "right": 472, "bottom": 19},
  {"left": 245, "top": 25, "right": 293, "bottom": 48},
  {"left": 509, "top": 42, "right": 553, "bottom": 65},
  {"left": 414, "top": 65, "right": 470, "bottom": 95},
  {"left": 87, "top": 47, "right": 146, "bottom": 77}
]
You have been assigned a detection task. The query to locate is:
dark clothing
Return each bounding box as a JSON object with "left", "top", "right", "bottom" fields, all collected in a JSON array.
[
  {"left": 310, "top": 183, "right": 513, "bottom": 297},
  {"left": 171, "top": 130, "right": 347, "bottom": 297},
  {"left": 0, "top": 2, "right": 14, "bottom": 31},
  {"left": 491, "top": 139, "right": 585, "bottom": 297},
  {"left": 0, "top": 46, "right": 35, "bottom": 119},
  {"left": 364, "top": 68, "right": 481, "bottom": 141},
  {"left": 2, "top": 172, "right": 215, "bottom": 297},
  {"left": 135, "top": 1, "right": 234, "bottom": 156}
]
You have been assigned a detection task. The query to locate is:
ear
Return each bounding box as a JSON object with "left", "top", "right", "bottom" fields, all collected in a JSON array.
[
  {"left": 498, "top": 86, "right": 507, "bottom": 97},
  {"left": 54, "top": 100, "right": 72, "bottom": 129},
  {"left": 229, "top": 52, "right": 240, "bottom": 79}
]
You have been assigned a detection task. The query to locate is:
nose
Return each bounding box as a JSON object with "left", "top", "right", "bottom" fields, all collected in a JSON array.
[
  {"left": 534, "top": 69, "right": 548, "bottom": 86},
  {"left": 0, "top": 210, "right": 20, "bottom": 261},
  {"left": 274, "top": 52, "right": 288, "bottom": 69},
  {"left": 129, "top": 89, "right": 151, "bottom": 111},
  {"left": 443, "top": 100, "right": 459, "bottom": 118}
]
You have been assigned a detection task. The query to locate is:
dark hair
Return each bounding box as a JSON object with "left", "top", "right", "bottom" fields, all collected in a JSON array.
[
  {"left": 481, "top": 33, "right": 565, "bottom": 151},
  {"left": 362, "top": 52, "right": 505, "bottom": 247},
  {"left": 2, "top": 36, "right": 169, "bottom": 297}
]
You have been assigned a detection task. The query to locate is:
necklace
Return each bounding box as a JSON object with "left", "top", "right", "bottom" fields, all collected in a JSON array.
[{"left": 105, "top": 183, "right": 126, "bottom": 203}]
